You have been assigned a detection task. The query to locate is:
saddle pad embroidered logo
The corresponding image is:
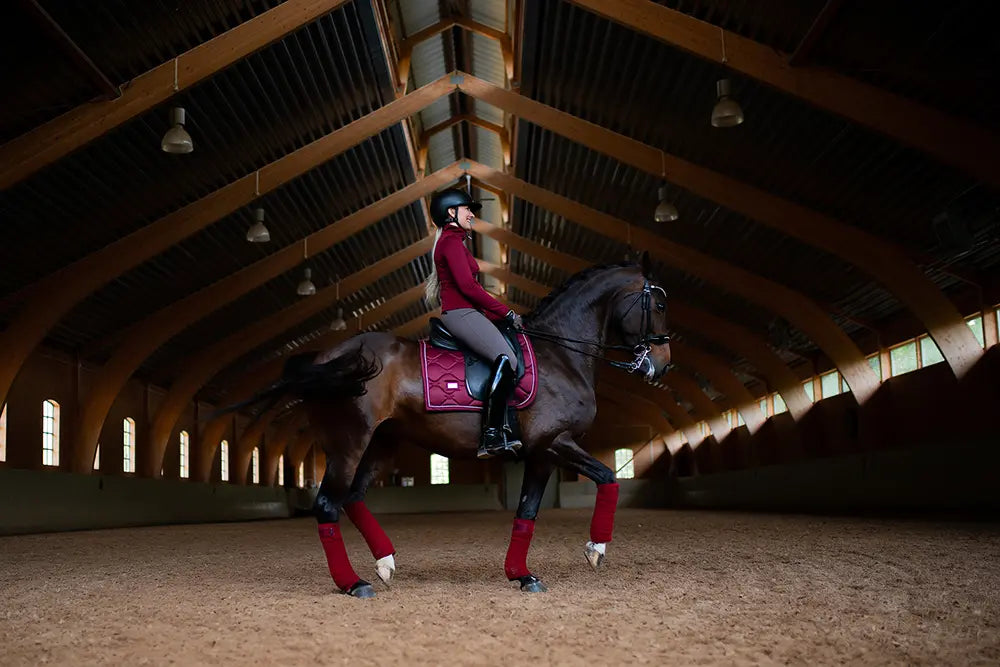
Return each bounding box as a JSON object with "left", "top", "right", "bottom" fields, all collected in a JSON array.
[{"left": 419, "top": 333, "right": 538, "bottom": 412}]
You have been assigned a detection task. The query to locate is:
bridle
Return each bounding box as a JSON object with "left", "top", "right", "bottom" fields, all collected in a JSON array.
[
  {"left": 612, "top": 280, "right": 671, "bottom": 376},
  {"left": 518, "top": 279, "right": 671, "bottom": 379}
]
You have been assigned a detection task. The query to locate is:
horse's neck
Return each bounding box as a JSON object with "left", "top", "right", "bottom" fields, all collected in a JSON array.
[{"left": 530, "top": 269, "right": 632, "bottom": 381}]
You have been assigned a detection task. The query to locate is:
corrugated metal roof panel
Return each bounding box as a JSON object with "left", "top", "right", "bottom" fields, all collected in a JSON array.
[
  {"left": 469, "top": 0, "right": 507, "bottom": 32},
  {"left": 398, "top": 0, "right": 440, "bottom": 35},
  {"left": 470, "top": 32, "right": 505, "bottom": 86}
]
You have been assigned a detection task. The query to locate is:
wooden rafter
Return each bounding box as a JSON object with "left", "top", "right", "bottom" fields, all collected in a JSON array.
[
  {"left": 466, "top": 161, "right": 881, "bottom": 403},
  {"left": 69, "top": 168, "right": 456, "bottom": 473},
  {"left": 395, "top": 17, "right": 513, "bottom": 91},
  {"left": 668, "top": 340, "right": 766, "bottom": 433},
  {"left": 0, "top": 0, "right": 351, "bottom": 190},
  {"left": 456, "top": 73, "right": 983, "bottom": 380},
  {"left": 565, "top": 0, "right": 1000, "bottom": 189},
  {"left": 0, "top": 75, "right": 455, "bottom": 418}
]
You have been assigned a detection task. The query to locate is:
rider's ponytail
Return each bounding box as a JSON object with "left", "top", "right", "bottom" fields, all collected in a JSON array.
[{"left": 424, "top": 228, "right": 443, "bottom": 307}]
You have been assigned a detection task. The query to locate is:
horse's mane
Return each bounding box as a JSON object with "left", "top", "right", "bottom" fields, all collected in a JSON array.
[{"left": 526, "top": 260, "right": 639, "bottom": 320}]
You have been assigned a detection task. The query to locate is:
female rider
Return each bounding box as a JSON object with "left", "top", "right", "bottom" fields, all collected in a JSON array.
[{"left": 425, "top": 187, "right": 523, "bottom": 459}]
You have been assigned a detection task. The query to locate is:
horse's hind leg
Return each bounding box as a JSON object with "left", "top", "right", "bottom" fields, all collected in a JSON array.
[
  {"left": 343, "top": 432, "right": 399, "bottom": 587},
  {"left": 314, "top": 438, "right": 376, "bottom": 599},
  {"left": 505, "top": 454, "right": 554, "bottom": 593},
  {"left": 548, "top": 431, "right": 620, "bottom": 571}
]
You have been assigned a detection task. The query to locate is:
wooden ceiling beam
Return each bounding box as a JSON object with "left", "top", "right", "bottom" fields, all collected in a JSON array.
[
  {"left": 661, "top": 368, "right": 729, "bottom": 440},
  {"left": 0, "top": 75, "right": 455, "bottom": 419},
  {"left": 457, "top": 73, "right": 983, "bottom": 380},
  {"left": 600, "top": 370, "right": 703, "bottom": 446},
  {"left": 69, "top": 168, "right": 457, "bottom": 473},
  {"left": 668, "top": 302, "right": 812, "bottom": 419},
  {"left": 0, "top": 0, "right": 351, "bottom": 190},
  {"left": 467, "top": 161, "right": 881, "bottom": 403},
  {"left": 564, "top": 0, "right": 1000, "bottom": 189},
  {"left": 661, "top": 339, "right": 765, "bottom": 433},
  {"left": 396, "top": 18, "right": 513, "bottom": 92},
  {"left": 260, "top": 411, "right": 307, "bottom": 487}
]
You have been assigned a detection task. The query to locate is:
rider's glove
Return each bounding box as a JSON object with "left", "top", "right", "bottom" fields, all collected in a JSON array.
[{"left": 505, "top": 309, "right": 523, "bottom": 330}]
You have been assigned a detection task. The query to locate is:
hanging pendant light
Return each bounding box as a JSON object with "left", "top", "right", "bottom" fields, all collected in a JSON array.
[
  {"left": 711, "top": 78, "right": 744, "bottom": 128},
  {"left": 329, "top": 307, "right": 347, "bottom": 331},
  {"left": 246, "top": 207, "right": 270, "bottom": 243},
  {"left": 654, "top": 184, "right": 679, "bottom": 222},
  {"left": 161, "top": 107, "right": 194, "bottom": 153},
  {"left": 296, "top": 268, "right": 316, "bottom": 296}
]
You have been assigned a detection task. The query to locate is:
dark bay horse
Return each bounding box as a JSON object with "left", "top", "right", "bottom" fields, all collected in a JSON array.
[{"left": 246, "top": 255, "right": 672, "bottom": 597}]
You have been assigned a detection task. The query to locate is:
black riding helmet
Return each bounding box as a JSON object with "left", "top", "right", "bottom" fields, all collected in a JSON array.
[{"left": 430, "top": 188, "right": 482, "bottom": 227}]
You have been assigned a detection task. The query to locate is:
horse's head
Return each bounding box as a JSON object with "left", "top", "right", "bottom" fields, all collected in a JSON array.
[{"left": 610, "top": 252, "right": 672, "bottom": 381}]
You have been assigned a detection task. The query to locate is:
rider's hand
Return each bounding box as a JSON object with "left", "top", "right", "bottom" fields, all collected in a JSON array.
[{"left": 505, "top": 309, "right": 523, "bottom": 330}]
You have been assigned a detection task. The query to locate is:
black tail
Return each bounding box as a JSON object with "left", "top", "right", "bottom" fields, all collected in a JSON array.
[{"left": 210, "top": 346, "right": 382, "bottom": 420}]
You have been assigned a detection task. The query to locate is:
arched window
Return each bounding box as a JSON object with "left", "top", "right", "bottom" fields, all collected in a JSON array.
[
  {"left": 277, "top": 454, "right": 284, "bottom": 486},
  {"left": 297, "top": 461, "right": 304, "bottom": 487},
  {"left": 251, "top": 447, "right": 260, "bottom": 484},
  {"left": 94, "top": 444, "right": 100, "bottom": 471},
  {"left": 179, "top": 431, "right": 189, "bottom": 478},
  {"left": 42, "top": 400, "right": 60, "bottom": 467},
  {"left": 0, "top": 403, "right": 7, "bottom": 462},
  {"left": 430, "top": 454, "right": 449, "bottom": 485},
  {"left": 614, "top": 448, "right": 635, "bottom": 480},
  {"left": 219, "top": 440, "right": 230, "bottom": 482},
  {"left": 123, "top": 418, "right": 136, "bottom": 473}
]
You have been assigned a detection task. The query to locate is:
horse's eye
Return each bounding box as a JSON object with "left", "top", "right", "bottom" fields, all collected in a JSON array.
[{"left": 656, "top": 302, "right": 666, "bottom": 313}]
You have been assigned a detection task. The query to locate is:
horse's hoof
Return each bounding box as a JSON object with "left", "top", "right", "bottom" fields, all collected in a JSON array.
[
  {"left": 375, "top": 554, "right": 395, "bottom": 587},
  {"left": 346, "top": 580, "right": 377, "bottom": 599},
  {"left": 518, "top": 575, "right": 547, "bottom": 593},
  {"left": 584, "top": 541, "right": 606, "bottom": 571}
]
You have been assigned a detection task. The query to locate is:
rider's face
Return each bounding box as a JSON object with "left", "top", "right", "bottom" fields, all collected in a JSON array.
[{"left": 452, "top": 205, "right": 475, "bottom": 229}]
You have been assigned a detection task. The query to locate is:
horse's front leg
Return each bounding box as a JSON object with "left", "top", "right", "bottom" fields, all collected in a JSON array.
[
  {"left": 505, "top": 454, "right": 555, "bottom": 593},
  {"left": 549, "top": 431, "right": 619, "bottom": 572}
]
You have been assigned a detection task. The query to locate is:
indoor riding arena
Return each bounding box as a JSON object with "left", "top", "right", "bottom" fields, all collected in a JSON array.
[{"left": 1, "top": 1, "right": 998, "bottom": 665}]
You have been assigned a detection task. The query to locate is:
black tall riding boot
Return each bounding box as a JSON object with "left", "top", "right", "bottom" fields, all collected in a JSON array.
[{"left": 478, "top": 355, "right": 522, "bottom": 459}]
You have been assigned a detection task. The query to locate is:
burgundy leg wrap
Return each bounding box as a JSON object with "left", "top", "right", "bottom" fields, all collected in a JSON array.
[
  {"left": 344, "top": 500, "right": 395, "bottom": 559},
  {"left": 504, "top": 518, "right": 535, "bottom": 580},
  {"left": 317, "top": 523, "right": 361, "bottom": 591},
  {"left": 590, "top": 482, "right": 619, "bottom": 543}
]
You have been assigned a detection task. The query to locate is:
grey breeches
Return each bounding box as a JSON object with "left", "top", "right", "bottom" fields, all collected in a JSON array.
[{"left": 440, "top": 308, "right": 519, "bottom": 372}]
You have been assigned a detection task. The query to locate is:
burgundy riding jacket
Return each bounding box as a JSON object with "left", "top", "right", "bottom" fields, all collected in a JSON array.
[{"left": 434, "top": 225, "right": 510, "bottom": 321}]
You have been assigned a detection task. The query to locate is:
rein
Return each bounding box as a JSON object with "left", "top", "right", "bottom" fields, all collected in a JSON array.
[{"left": 517, "top": 280, "right": 670, "bottom": 375}]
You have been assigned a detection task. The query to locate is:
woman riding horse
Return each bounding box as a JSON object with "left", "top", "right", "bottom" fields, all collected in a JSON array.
[
  {"left": 230, "top": 193, "right": 673, "bottom": 598},
  {"left": 425, "top": 187, "right": 524, "bottom": 460}
]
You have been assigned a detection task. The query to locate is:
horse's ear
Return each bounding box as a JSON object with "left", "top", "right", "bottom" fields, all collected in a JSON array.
[{"left": 640, "top": 250, "right": 652, "bottom": 277}]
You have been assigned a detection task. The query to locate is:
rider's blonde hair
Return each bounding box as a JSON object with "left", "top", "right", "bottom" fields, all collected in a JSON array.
[{"left": 424, "top": 228, "right": 443, "bottom": 307}]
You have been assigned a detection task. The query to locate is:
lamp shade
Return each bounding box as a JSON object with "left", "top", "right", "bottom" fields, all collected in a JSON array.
[
  {"left": 296, "top": 268, "right": 316, "bottom": 296},
  {"left": 246, "top": 208, "right": 270, "bottom": 242},
  {"left": 711, "top": 79, "right": 744, "bottom": 128},
  {"left": 329, "top": 307, "right": 347, "bottom": 331},
  {"left": 654, "top": 184, "right": 679, "bottom": 222},
  {"left": 161, "top": 107, "right": 194, "bottom": 153}
]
